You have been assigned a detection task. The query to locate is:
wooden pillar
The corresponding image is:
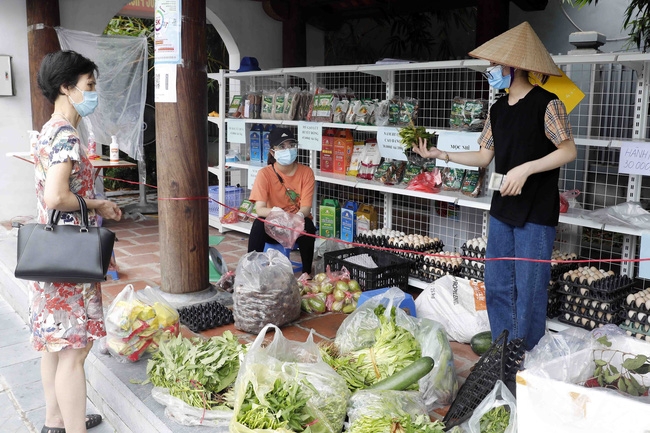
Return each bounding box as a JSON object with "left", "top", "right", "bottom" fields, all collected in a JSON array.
[
  {"left": 156, "top": 0, "right": 209, "bottom": 294},
  {"left": 26, "top": 0, "right": 61, "bottom": 130},
  {"left": 282, "top": 0, "right": 306, "bottom": 68},
  {"left": 476, "top": 0, "right": 510, "bottom": 46}
]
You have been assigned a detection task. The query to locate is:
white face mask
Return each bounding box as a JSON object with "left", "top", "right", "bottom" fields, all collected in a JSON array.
[{"left": 274, "top": 148, "right": 297, "bottom": 165}]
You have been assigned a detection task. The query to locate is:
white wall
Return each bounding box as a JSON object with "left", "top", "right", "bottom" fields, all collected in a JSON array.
[
  {"left": 510, "top": 0, "right": 630, "bottom": 55},
  {"left": 0, "top": 0, "right": 38, "bottom": 222}
]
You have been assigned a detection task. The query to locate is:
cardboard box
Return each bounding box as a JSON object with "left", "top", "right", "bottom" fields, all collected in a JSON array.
[
  {"left": 356, "top": 204, "right": 378, "bottom": 233},
  {"left": 333, "top": 129, "right": 354, "bottom": 175},
  {"left": 319, "top": 198, "right": 340, "bottom": 238},
  {"left": 340, "top": 201, "right": 359, "bottom": 243},
  {"left": 320, "top": 129, "right": 335, "bottom": 172},
  {"left": 249, "top": 124, "right": 262, "bottom": 163},
  {"left": 517, "top": 336, "right": 650, "bottom": 433}
]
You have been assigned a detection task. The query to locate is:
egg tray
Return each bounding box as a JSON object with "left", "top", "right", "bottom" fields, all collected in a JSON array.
[
  {"left": 558, "top": 309, "right": 624, "bottom": 331},
  {"left": 561, "top": 293, "right": 625, "bottom": 313},
  {"left": 623, "top": 307, "right": 650, "bottom": 325},
  {"left": 620, "top": 320, "right": 650, "bottom": 335},
  {"left": 558, "top": 273, "right": 634, "bottom": 292},
  {"left": 355, "top": 235, "right": 444, "bottom": 253},
  {"left": 461, "top": 245, "right": 486, "bottom": 260},
  {"left": 177, "top": 301, "right": 234, "bottom": 333},
  {"left": 550, "top": 261, "right": 579, "bottom": 280},
  {"left": 623, "top": 298, "right": 650, "bottom": 315},
  {"left": 556, "top": 282, "right": 634, "bottom": 302},
  {"left": 560, "top": 302, "right": 624, "bottom": 322},
  {"left": 547, "top": 297, "right": 561, "bottom": 319},
  {"left": 460, "top": 263, "right": 485, "bottom": 281},
  {"left": 410, "top": 267, "right": 457, "bottom": 283},
  {"left": 621, "top": 330, "right": 650, "bottom": 342}
]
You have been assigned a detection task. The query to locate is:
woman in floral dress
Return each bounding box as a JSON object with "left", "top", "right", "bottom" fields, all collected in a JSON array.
[{"left": 33, "top": 50, "right": 122, "bottom": 433}]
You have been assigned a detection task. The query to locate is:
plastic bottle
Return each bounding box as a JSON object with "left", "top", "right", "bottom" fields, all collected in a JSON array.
[
  {"left": 87, "top": 132, "right": 97, "bottom": 158},
  {"left": 109, "top": 135, "right": 119, "bottom": 162}
]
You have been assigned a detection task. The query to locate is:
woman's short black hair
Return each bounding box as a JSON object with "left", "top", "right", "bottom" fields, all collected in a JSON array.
[{"left": 37, "top": 50, "right": 98, "bottom": 104}]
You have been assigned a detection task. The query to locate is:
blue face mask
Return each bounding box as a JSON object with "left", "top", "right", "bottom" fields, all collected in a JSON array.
[
  {"left": 70, "top": 86, "right": 99, "bottom": 117},
  {"left": 485, "top": 65, "right": 512, "bottom": 89},
  {"left": 274, "top": 148, "right": 298, "bottom": 165}
]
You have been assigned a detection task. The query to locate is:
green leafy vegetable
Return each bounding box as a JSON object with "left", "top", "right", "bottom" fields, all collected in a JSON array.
[
  {"left": 322, "top": 305, "right": 422, "bottom": 391},
  {"left": 348, "top": 411, "right": 445, "bottom": 433},
  {"left": 479, "top": 405, "right": 510, "bottom": 433},
  {"left": 145, "top": 331, "right": 245, "bottom": 409},
  {"left": 236, "top": 378, "right": 314, "bottom": 431},
  {"left": 399, "top": 124, "right": 435, "bottom": 151}
]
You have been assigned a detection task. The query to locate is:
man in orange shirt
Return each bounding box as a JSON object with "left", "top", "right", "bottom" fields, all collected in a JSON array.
[{"left": 247, "top": 128, "right": 317, "bottom": 274}]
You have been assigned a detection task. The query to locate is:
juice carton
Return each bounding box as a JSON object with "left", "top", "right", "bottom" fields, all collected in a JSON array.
[
  {"left": 261, "top": 124, "right": 275, "bottom": 164},
  {"left": 319, "top": 198, "right": 340, "bottom": 238},
  {"left": 341, "top": 201, "right": 359, "bottom": 243},
  {"left": 333, "top": 129, "right": 354, "bottom": 175},
  {"left": 320, "top": 129, "right": 335, "bottom": 172},
  {"left": 356, "top": 204, "right": 378, "bottom": 233},
  {"left": 249, "top": 124, "right": 262, "bottom": 163}
]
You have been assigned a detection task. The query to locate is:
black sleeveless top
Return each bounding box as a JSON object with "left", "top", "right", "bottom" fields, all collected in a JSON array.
[{"left": 489, "top": 86, "right": 561, "bottom": 227}]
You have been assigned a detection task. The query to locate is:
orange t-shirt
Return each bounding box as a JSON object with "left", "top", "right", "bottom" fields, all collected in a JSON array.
[{"left": 249, "top": 163, "right": 315, "bottom": 215}]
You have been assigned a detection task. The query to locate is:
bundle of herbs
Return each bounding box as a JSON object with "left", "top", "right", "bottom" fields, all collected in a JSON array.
[
  {"left": 145, "top": 331, "right": 245, "bottom": 409},
  {"left": 399, "top": 123, "right": 436, "bottom": 151}
]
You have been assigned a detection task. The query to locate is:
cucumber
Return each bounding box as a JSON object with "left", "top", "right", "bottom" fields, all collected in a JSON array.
[
  {"left": 470, "top": 331, "right": 492, "bottom": 356},
  {"left": 367, "top": 356, "right": 435, "bottom": 391}
]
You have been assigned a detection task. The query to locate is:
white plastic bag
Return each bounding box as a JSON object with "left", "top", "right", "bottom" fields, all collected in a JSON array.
[
  {"left": 151, "top": 387, "right": 232, "bottom": 429},
  {"left": 465, "top": 380, "right": 516, "bottom": 433},
  {"left": 265, "top": 207, "right": 304, "bottom": 249},
  {"left": 230, "top": 324, "right": 350, "bottom": 433},
  {"left": 415, "top": 275, "right": 490, "bottom": 343},
  {"left": 335, "top": 287, "right": 459, "bottom": 410}
]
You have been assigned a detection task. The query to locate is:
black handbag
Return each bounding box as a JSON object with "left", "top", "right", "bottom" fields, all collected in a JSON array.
[{"left": 15, "top": 194, "right": 116, "bottom": 283}]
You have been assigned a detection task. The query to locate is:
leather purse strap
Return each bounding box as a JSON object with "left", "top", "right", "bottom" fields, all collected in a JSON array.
[{"left": 45, "top": 194, "right": 90, "bottom": 232}]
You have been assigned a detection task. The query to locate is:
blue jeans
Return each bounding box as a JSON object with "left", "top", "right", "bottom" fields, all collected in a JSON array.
[{"left": 484, "top": 216, "right": 555, "bottom": 350}]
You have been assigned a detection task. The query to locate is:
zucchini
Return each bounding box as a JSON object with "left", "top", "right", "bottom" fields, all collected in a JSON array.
[
  {"left": 470, "top": 331, "right": 492, "bottom": 356},
  {"left": 367, "top": 356, "right": 435, "bottom": 391}
]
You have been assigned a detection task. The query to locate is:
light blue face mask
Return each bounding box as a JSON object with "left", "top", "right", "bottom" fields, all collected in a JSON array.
[
  {"left": 485, "top": 65, "right": 512, "bottom": 89},
  {"left": 70, "top": 86, "right": 99, "bottom": 117},
  {"left": 274, "top": 148, "right": 298, "bottom": 165}
]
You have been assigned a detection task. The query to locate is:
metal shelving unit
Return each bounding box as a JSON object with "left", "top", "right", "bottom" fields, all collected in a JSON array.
[{"left": 208, "top": 53, "right": 650, "bottom": 294}]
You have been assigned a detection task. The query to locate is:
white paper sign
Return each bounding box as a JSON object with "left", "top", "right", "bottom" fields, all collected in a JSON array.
[
  {"left": 377, "top": 127, "right": 407, "bottom": 161},
  {"left": 618, "top": 142, "right": 650, "bottom": 176},
  {"left": 436, "top": 130, "right": 481, "bottom": 169},
  {"left": 154, "top": 0, "right": 182, "bottom": 64},
  {"left": 640, "top": 233, "right": 650, "bottom": 279},
  {"left": 247, "top": 165, "right": 261, "bottom": 188},
  {"left": 227, "top": 120, "right": 246, "bottom": 144},
  {"left": 298, "top": 122, "right": 323, "bottom": 150},
  {"left": 154, "top": 64, "right": 177, "bottom": 103}
]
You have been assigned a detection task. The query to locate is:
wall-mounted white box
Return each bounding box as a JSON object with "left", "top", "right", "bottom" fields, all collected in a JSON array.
[{"left": 0, "top": 55, "right": 14, "bottom": 96}]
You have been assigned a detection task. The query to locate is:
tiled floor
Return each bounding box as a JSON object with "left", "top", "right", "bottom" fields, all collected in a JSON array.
[{"left": 100, "top": 210, "right": 479, "bottom": 419}]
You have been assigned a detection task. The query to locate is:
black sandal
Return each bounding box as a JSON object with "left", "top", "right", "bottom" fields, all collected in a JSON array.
[{"left": 41, "top": 414, "right": 103, "bottom": 433}]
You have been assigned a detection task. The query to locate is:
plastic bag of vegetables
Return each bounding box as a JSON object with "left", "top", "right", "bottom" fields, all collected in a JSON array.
[
  {"left": 463, "top": 380, "right": 516, "bottom": 433},
  {"left": 105, "top": 284, "right": 180, "bottom": 362},
  {"left": 230, "top": 324, "right": 350, "bottom": 433},
  {"left": 346, "top": 390, "right": 446, "bottom": 433},
  {"left": 334, "top": 287, "right": 458, "bottom": 410}
]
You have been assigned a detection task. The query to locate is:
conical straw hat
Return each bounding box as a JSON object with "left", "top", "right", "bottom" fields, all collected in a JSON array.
[{"left": 469, "top": 21, "right": 561, "bottom": 77}]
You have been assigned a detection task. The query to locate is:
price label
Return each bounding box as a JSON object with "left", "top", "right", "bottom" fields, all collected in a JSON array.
[
  {"left": 247, "top": 165, "right": 260, "bottom": 188},
  {"left": 436, "top": 130, "right": 481, "bottom": 169},
  {"left": 619, "top": 141, "right": 650, "bottom": 176},
  {"left": 377, "top": 127, "right": 407, "bottom": 161},
  {"left": 227, "top": 120, "right": 247, "bottom": 144},
  {"left": 298, "top": 122, "right": 323, "bottom": 150}
]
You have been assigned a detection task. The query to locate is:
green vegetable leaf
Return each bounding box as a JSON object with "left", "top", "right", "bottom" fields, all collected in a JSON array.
[{"left": 622, "top": 354, "right": 648, "bottom": 371}]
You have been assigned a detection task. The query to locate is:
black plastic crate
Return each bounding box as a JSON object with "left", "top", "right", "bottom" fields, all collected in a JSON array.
[
  {"left": 443, "top": 330, "right": 525, "bottom": 430},
  {"left": 323, "top": 246, "right": 411, "bottom": 291}
]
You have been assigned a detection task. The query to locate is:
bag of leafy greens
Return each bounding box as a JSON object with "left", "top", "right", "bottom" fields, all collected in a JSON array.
[
  {"left": 230, "top": 324, "right": 350, "bottom": 433},
  {"left": 334, "top": 287, "right": 459, "bottom": 410}
]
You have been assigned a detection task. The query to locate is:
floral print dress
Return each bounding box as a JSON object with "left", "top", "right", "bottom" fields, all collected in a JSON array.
[{"left": 29, "top": 118, "right": 106, "bottom": 352}]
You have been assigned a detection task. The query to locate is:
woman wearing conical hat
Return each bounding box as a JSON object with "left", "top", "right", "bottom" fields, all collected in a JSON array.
[{"left": 413, "top": 22, "right": 577, "bottom": 351}]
